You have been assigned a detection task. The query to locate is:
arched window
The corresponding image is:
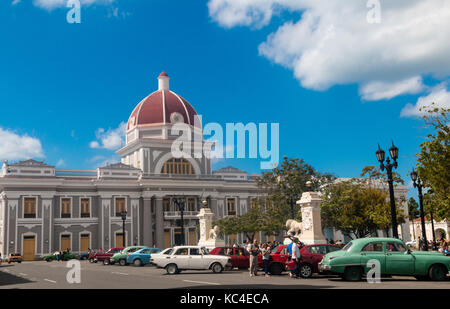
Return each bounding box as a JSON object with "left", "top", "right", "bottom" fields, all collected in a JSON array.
[{"left": 161, "top": 158, "right": 195, "bottom": 175}]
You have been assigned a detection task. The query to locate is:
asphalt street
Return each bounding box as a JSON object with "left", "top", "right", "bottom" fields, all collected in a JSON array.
[{"left": 0, "top": 260, "right": 449, "bottom": 289}]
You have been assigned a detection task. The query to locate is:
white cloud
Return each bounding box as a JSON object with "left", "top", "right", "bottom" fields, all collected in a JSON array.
[
  {"left": 400, "top": 83, "right": 450, "bottom": 117},
  {"left": 33, "top": 0, "right": 114, "bottom": 10},
  {"left": 0, "top": 128, "right": 44, "bottom": 161},
  {"left": 209, "top": 0, "right": 450, "bottom": 100},
  {"left": 90, "top": 122, "right": 126, "bottom": 150},
  {"left": 360, "top": 76, "right": 425, "bottom": 101},
  {"left": 11, "top": 0, "right": 21, "bottom": 5},
  {"left": 56, "top": 159, "right": 66, "bottom": 167}
]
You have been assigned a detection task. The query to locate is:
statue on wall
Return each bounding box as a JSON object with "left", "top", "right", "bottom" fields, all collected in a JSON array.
[
  {"left": 209, "top": 225, "right": 221, "bottom": 240},
  {"left": 286, "top": 219, "right": 302, "bottom": 239}
]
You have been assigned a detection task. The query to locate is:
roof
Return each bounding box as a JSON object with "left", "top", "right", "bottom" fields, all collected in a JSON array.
[
  {"left": 99, "top": 162, "right": 140, "bottom": 170},
  {"left": 213, "top": 166, "right": 247, "bottom": 174},
  {"left": 9, "top": 159, "right": 54, "bottom": 168},
  {"left": 127, "top": 73, "right": 200, "bottom": 130}
]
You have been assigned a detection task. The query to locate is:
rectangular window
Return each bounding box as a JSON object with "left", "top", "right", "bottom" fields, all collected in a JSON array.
[
  {"left": 188, "top": 198, "right": 195, "bottom": 211},
  {"left": 163, "top": 198, "right": 171, "bottom": 212},
  {"left": 24, "top": 198, "right": 36, "bottom": 218},
  {"left": 115, "top": 198, "right": 126, "bottom": 217},
  {"left": 80, "top": 198, "right": 90, "bottom": 218},
  {"left": 250, "top": 198, "right": 257, "bottom": 209},
  {"left": 227, "top": 198, "right": 236, "bottom": 216},
  {"left": 61, "top": 198, "right": 71, "bottom": 218}
]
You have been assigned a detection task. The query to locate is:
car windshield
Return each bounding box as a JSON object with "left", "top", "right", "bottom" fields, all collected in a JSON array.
[
  {"left": 162, "top": 248, "right": 173, "bottom": 255},
  {"left": 201, "top": 247, "right": 209, "bottom": 255},
  {"left": 342, "top": 242, "right": 353, "bottom": 251}
]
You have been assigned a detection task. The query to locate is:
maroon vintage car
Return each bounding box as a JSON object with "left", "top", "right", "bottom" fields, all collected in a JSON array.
[
  {"left": 209, "top": 247, "right": 250, "bottom": 269},
  {"left": 92, "top": 247, "right": 124, "bottom": 264},
  {"left": 257, "top": 243, "right": 341, "bottom": 277}
]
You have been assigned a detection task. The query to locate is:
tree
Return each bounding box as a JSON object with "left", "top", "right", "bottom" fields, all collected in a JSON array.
[
  {"left": 321, "top": 178, "right": 405, "bottom": 239},
  {"left": 408, "top": 197, "right": 420, "bottom": 238},
  {"left": 408, "top": 198, "right": 420, "bottom": 220},
  {"left": 214, "top": 202, "right": 282, "bottom": 242},
  {"left": 360, "top": 165, "right": 404, "bottom": 184},
  {"left": 416, "top": 104, "right": 450, "bottom": 220},
  {"left": 214, "top": 156, "right": 334, "bottom": 242},
  {"left": 257, "top": 156, "right": 334, "bottom": 223}
]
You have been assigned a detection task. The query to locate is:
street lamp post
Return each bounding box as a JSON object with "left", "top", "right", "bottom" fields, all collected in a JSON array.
[
  {"left": 120, "top": 210, "right": 127, "bottom": 248},
  {"left": 173, "top": 198, "right": 186, "bottom": 246},
  {"left": 376, "top": 142, "right": 399, "bottom": 239},
  {"left": 410, "top": 170, "right": 428, "bottom": 251}
]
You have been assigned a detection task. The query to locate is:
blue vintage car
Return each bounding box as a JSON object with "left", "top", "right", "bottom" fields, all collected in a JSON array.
[
  {"left": 126, "top": 248, "right": 162, "bottom": 266},
  {"left": 319, "top": 237, "right": 450, "bottom": 281}
]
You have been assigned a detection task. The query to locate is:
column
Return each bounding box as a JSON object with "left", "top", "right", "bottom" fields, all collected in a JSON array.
[
  {"left": 143, "top": 198, "right": 153, "bottom": 247},
  {"left": 100, "top": 197, "right": 111, "bottom": 250},
  {"left": 42, "top": 198, "right": 52, "bottom": 254},
  {"left": 7, "top": 199, "right": 18, "bottom": 255},
  {"left": 155, "top": 198, "right": 164, "bottom": 248}
]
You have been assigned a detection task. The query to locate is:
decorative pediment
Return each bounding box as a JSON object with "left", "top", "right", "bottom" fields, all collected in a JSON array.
[{"left": 10, "top": 159, "right": 54, "bottom": 168}]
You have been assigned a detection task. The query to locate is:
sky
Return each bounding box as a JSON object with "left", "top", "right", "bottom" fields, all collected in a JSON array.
[{"left": 1, "top": 0, "right": 449, "bottom": 199}]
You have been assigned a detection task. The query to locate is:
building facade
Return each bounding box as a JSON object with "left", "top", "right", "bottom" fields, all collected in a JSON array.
[{"left": 0, "top": 72, "right": 264, "bottom": 260}]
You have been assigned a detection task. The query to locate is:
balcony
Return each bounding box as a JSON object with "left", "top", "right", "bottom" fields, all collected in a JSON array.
[{"left": 164, "top": 211, "right": 199, "bottom": 219}]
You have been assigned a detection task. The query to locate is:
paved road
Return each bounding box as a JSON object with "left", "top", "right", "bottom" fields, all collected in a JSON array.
[{"left": 0, "top": 260, "right": 449, "bottom": 289}]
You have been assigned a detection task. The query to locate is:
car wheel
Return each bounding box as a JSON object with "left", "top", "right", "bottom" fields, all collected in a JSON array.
[
  {"left": 119, "top": 259, "right": 127, "bottom": 266},
  {"left": 429, "top": 264, "right": 447, "bottom": 281},
  {"left": 18, "top": 261, "right": 21, "bottom": 264},
  {"left": 343, "top": 266, "right": 362, "bottom": 281},
  {"left": 211, "top": 263, "right": 223, "bottom": 273},
  {"left": 269, "top": 263, "right": 283, "bottom": 275},
  {"left": 299, "top": 264, "right": 313, "bottom": 278},
  {"left": 134, "top": 259, "right": 142, "bottom": 267},
  {"left": 103, "top": 259, "right": 110, "bottom": 265},
  {"left": 8, "top": 261, "right": 11, "bottom": 264},
  {"left": 166, "top": 264, "right": 178, "bottom": 275},
  {"left": 89, "top": 258, "right": 95, "bottom": 263}
]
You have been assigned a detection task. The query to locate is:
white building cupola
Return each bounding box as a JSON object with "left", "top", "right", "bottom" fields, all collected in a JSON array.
[{"left": 158, "top": 71, "right": 170, "bottom": 90}]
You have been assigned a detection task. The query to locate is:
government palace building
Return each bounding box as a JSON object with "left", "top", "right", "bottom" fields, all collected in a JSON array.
[{"left": 0, "top": 72, "right": 264, "bottom": 260}]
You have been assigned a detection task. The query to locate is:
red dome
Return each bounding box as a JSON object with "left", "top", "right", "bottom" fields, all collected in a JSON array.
[{"left": 127, "top": 74, "right": 200, "bottom": 131}]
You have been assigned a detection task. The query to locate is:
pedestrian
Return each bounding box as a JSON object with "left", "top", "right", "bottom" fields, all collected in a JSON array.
[
  {"left": 289, "top": 237, "right": 301, "bottom": 278},
  {"left": 55, "top": 251, "right": 60, "bottom": 262},
  {"left": 261, "top": 242, "right": 271, "bottom": 277},
  {"left": 248, "top": 239, "right": 260, "bottom": 277},
  {"left": 59, "top": 250, "right": 63, "bottom": 261}
]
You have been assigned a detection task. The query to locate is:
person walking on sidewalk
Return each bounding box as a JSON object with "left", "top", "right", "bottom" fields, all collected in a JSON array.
[
  {"left": 248, "top": 239, "right": 260, "bottom": 277},
  {"left": 261, "top": 242, "right": 272, "bottom": 277}
]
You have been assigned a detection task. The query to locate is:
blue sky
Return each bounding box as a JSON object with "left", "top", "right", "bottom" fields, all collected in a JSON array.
[{"left": 1, "top": 0, "right": 449, "bottom": 199}]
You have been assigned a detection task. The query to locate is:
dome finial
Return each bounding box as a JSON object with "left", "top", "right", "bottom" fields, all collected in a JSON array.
[{"left": 158, "top": 71, "right": 170, "bottom": 90}]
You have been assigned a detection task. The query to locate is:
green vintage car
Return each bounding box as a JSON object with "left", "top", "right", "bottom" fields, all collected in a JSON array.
[
  {"left": 108, "top": 246, "right": 149, "bottom": 266},
  {"left": 44, "top": 252, "right": 76, "bottom": 262},
  {"left": 319, "top": 237, "right": 450, "bottom": 281}
]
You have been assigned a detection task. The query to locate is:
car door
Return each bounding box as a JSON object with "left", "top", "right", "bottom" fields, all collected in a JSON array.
[
  {"left": 189, "top": 248, "right": 204, "bottom": 269},
  {"left": 359, "top": 242, "right": 386, "bottom": 274},
  {"left": 235, "top": 248, "right": 249, "bottom": 268},
  {"left": 172, "top": 248, "right": 190, "bottom": 269},
  {"left": 139, "top": 249, "right": 151, "bottom": 264},
  {"left": 384, "top": 242, "right": 415, "bottom": 275}
]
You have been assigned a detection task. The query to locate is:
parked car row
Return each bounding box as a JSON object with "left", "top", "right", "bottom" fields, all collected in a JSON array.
[{"left": 209, "top": 243, "right": 341, "bottom": 278}]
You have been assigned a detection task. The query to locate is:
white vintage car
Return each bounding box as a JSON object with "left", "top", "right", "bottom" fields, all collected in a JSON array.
[{"left": 151, "top": 245, "right": 231, "bottom": 274}]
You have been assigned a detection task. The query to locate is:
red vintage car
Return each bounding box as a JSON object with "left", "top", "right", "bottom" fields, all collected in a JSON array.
[
  {"left": 92, "top": 247, "right": 124, "bottom": 264},
  {"left": 209, "top": 247, "right": 250, "bottom": 269},
  {"left": 258, "top": 243, "right": 341, "bottom": 277}
]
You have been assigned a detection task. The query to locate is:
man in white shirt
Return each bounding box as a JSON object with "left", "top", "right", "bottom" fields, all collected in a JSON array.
[{"left": 290, "top": 238, "right": 301, "bottom": 278}]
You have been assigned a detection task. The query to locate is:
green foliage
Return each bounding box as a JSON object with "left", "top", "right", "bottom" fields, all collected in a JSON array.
[
  {"left": 360, "top": 165, "right": 404, "bottom": 185},
  {"left": 416, "top": 104, "right": 450, "bottom": 220},
  {"left": 213, "top": 201, "right": 282, "bottom": 242},
  {"left": 321, "top": 176, "right": 405, "bottom": 239},
  {"left": 257, "top": 156, "right": 334, "bottom": 223},
  {"left": 408, "top": 198, "right": 420, "bottom": 220},
  {"left": 214, "top": 156, "right": 334, "bottom": 241}
]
